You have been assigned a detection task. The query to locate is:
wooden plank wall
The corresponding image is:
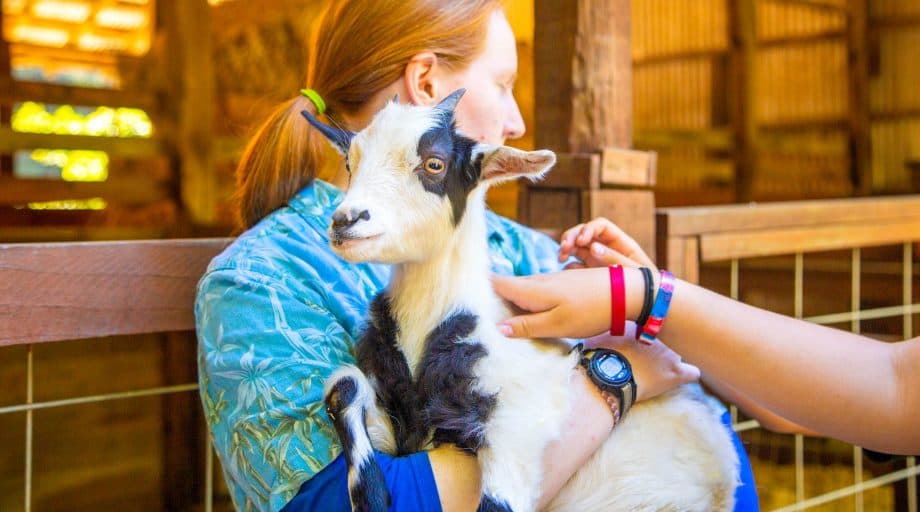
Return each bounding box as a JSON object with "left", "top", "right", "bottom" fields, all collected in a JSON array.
[{"left": 632, "top": 0, "right": 920, "bottom": 205}]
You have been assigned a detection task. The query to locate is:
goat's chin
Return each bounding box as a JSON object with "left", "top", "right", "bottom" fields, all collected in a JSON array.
[{"left": 330, "top": 235, "right": 404, "bottom": 264}]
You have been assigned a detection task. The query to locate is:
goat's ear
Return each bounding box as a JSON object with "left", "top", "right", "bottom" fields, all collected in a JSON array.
[
  {"left": 477, "top": 146, "right": 556, "bottom": 185},
  {"left": 300, "top": 110, "right": 354, "bottom": 155}
]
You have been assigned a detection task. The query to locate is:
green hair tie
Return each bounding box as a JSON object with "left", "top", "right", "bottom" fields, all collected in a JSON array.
[{"left": 300, "top": 88, "right": 327, "bottom": 115}]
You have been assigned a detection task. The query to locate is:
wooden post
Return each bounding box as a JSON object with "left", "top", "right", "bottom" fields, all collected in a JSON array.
[
  {"left": 528, "top": 0, "right": 656, "bottom": 256},
  {"left": 160, "top": 0, "right": 217, "bottom": 226},
  {"left": 0, "top": 6, "right": 13, "bottom": 177},
  {"left": 847, "top": 0, "right": 872, "bottom": 195},
  {"left": 728, "top": 0, "right": 758, "bottom": 202},
  {"left": 156, "top": 2, "right": 211, "bottom": 509}
]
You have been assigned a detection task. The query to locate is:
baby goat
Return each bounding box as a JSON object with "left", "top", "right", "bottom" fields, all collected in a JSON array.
[{"left": 303, "top": 90, "right": 740, "bottom": 512}]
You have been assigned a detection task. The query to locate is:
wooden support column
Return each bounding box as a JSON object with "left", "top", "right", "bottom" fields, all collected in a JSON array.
[
  {"left": 847, "top": 0, "right": 872, "bottom": 195},
  {"left": 528, "top": 0, "right": 656, "bottom": 256},
  {"left": 160, "top": 0, "right": 217, "bottom": 226},
  {"left": 155, "top": 3, "right": 210, "bottom": 509},
  {"left": 0, "top": 6, "right": 13, "bottom": 177},
  {"left": 728, "top": 0, "right": 758, "bottom": 202}
]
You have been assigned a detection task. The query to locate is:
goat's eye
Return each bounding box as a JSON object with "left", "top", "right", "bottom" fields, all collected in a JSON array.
[{"left": 424, "top": 158, "right": 445, "bottom": 175}]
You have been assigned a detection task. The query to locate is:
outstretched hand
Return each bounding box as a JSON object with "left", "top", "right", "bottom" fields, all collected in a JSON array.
[{"left": 560, "top": 218, "right": 657, "bottom": 270}]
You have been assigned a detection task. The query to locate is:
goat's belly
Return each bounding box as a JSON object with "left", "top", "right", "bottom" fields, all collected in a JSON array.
[{"left": 547, "top": 386, "right": 740, "bottom": 512}]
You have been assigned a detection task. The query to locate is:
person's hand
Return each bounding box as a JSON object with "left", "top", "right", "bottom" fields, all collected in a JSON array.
[
  {"left": 493, "top": 268, "right": 610, "bottom": 339},
  {"left": 559, "top": 218, "right": 657, "bottom": 270},
  {"left": 583, "top": 331, "right": 700, "bottom": 403}
]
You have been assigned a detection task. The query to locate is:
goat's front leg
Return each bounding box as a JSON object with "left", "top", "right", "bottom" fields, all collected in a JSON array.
[{"left": 324, "top": 366, "right": 389, "bottom": 512}]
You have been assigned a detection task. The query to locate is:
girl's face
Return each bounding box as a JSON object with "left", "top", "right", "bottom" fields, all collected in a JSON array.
[{"left": 446, "top": 10, "right": 526, "bottom": 146}]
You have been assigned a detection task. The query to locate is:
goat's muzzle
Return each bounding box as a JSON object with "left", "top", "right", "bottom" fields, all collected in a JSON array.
[{"left": 330, "top": 209, "right": 370, "bottom": 246}]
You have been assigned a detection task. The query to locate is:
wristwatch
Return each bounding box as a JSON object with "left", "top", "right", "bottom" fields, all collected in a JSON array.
[{"left": 579, "top": 348, "right": 637, "bottom": 425}]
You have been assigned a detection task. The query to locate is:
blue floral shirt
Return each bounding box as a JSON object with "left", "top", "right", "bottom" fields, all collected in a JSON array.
[{"left": 195, "top": 179, "right": 566, "bottom": 512}]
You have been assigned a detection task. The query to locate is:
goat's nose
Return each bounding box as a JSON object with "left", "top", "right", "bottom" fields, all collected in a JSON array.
[{"left": 331, "top": 209, "right": 370, "bottom": 230}]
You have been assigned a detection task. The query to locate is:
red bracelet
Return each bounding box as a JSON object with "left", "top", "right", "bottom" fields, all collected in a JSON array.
[{"left": 608, "top": 265, "right": 626, "bottom": 336}]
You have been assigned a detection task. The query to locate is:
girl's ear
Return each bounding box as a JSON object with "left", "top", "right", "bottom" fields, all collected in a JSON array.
[
  {"left": 477, "top": 145, "right": 556, "bottom": 185},
  {"left": 403, "top": 52, "right": 441, "bottom": 107}
]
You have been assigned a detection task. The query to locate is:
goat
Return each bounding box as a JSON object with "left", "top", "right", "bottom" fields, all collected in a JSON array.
[{"left": 303, "top": 90, "right": 740, "bottom": 512}]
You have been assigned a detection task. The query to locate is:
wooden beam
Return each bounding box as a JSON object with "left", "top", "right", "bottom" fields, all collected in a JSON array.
[
  {"left": 634, "top": 48, "right": 728, "bottom": 67},
  {"left": 657, "top": 195, "right": 920, "bottom": 236},
  {"left": 532, "top": 153, "right": 600, "bottom": 189},
  {"left": 872, "top": 109, "right": 920, "bottom": 122},
  {"left": 0, "top": 226, "right": 174, "bottom": 243},
  {"left": 635, "top": 128, "right": 734, "bottom": 151},
  {"left": 0, "top": 127, "right": 160, "bottom": 157},
  {"left": 0, "top": 176, "right": 171, "bottom": 205},
  {"left": 600, "top": 148, "right": 656, "bottom": 187},
  {"left": 1, "top": 81, "right": 158, "bottom": 111},
  {"left": 161, "top": 0, "right": 217, "bottom": 225},
  {"left": 700, "top": 216, "right": 920, "bottom": 262},
  {"left": 534, "top": 0, "right": 632, "bottom": 152},
  {"left": 582, "top": 189, "right": 656, "bottom": 257},
  {"left": 871, "top": 15, "right": 920, "bottom": 30},
  {"left": 848, "top": 0, "right": 871, "bottom": 195},
  {"left": 759, "top": 30, "right": 847, "bottom": 48},
  {"left": 729, "top": 0, "right": 759, "bottom": 202},
  {"left": 0, "top": 5, "right": 11, "bottom": 177},
  {"left": 0, "top": 239, "right": 230, "bottom": 346},
  {"left": 769, "top": 0, "right": 848, "bottom": 12}
]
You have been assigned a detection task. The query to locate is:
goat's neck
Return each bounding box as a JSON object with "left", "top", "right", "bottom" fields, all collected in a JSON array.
[{"left": 389, "top": 191, "right": 502, "bottom": 375}]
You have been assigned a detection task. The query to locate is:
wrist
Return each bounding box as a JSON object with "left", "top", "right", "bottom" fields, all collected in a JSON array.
[
  {"left": 574, "top": 367, "right": 617, "bottom": 432},
  {"left": 624, "top": 267, "right": 647, "bottom": 323}
]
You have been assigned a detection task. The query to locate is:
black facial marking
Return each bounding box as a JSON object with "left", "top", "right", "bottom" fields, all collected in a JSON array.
[
  {"left": 478, "top": 494, "right": 514, "bottom": 512},
  {"left": 415, "top": 113, "right": 481, "bottom": 225},
  {"left": 355, "top": 294, "right": 429, "bottom": 454},
  {"left": 417, "top": 312, "right": 496, "bottom": 454}
]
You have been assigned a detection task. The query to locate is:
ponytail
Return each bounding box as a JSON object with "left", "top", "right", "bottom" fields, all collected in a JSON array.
[{"left": 233, "top": 96, "right": 326, "bottom": 230}]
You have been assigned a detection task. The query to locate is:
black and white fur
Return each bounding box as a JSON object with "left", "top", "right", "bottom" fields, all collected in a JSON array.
[{"left": 306, "top": 90, "right": 740, "bottom": 512}]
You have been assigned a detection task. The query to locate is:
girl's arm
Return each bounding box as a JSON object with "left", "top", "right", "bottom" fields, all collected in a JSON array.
[{"left": 492, "top": 239, "right": 920, "bottom": 455}]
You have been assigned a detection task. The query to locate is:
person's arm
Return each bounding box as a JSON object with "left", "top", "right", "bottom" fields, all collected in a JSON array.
[
  {"left": 492, "top": 254, "right": 920, "bottom": 455},
  {"left": 702, "top": 374, "right": 819, "bottom": 436}
]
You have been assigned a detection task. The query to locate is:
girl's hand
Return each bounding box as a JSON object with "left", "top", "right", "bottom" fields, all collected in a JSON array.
[
  {"left": 493, "top": 268, "right": 610, "bottom": 339},
  {"left": 560, "top": 218, "right": 657, "bottom": 270},
  {"left": 584, "top": 331, "right": 700, "bottom": 402}
]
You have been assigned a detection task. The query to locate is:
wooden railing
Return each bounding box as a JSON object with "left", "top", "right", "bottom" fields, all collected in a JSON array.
[{"left": 657, "top": 195, "right": 920, "bottom": 512}]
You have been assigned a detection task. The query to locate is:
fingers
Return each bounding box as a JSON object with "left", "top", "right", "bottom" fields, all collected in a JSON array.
[
  {"left": 573, "top": 244, "right": 638, "bottom": 268},
  {"left": 558, "top": 223, "right": 585, "bottom": 262},
  {"left": 558, "top": 217, "right": 656, "bottom": 269},
  {"left": 678, "top": 362, "right": 702, "bottom": 384},
  {"left": 498, "top": 312, "right": 552, "bottom": 339},
  {"left": 490, "top": 274, "right": 554, "bottom": 313}
]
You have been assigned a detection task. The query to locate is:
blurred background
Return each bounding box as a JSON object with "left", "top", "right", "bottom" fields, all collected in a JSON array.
[{"left": 1, "top": 0, "right": 918, "bottom": 510}]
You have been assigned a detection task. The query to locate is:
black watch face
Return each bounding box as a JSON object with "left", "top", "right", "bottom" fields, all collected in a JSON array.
[{"left": 594, "top": 353, "right": 631, "bottom": 386}]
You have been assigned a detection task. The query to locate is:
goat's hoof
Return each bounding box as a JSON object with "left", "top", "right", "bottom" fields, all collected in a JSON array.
[{"left": 325, "top": 376, "right": 358, "bottom": 422}]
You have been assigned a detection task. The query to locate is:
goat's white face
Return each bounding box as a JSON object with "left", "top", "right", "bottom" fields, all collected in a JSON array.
[{"left": 302, "top": 90, "right": 555, "bottom": 264}]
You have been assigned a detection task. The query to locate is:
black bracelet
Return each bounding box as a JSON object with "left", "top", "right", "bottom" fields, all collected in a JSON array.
[{"left": 635, "top": 267, "right": 654, "bottom": 327}]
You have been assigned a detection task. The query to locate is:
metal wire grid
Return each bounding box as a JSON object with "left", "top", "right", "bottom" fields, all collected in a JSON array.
[
  {"left": 726, "top": 243, "right": 918, "bottom": 512},
  {"left": 0, "top": 360, "right": 212, "bottom": 512}
]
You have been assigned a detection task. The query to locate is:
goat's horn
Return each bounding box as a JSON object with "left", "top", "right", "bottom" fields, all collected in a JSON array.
[
  {"left": 301, "top": 110, "right": 354, "bottom": 153},
  {"left": 435, "top": 89, "right": 466, "bottom": 113},
  {"left": 392, "top": 93, "right": 400, "bottom": 104}
]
